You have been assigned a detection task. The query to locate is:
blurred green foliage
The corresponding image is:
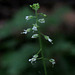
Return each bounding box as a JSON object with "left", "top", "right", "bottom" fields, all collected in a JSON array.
[{"left": 0, "top": 5, "right": 75, "bottom": 75}]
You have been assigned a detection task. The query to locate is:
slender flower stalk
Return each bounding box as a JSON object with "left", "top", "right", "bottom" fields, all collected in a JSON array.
[
  {"left": 35, "top": 9, "right": 47, "bottom": 75},
  {"left": 21, "top": 3, "right": 55, "bottom": 75}
]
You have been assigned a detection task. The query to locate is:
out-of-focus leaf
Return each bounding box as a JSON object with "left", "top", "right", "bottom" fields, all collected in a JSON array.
[
  {"left": 0, "top": 7, "right": 33, "bottom": 39},
  {"left": 2, "top": 43, "right": 39, "bottom": 75},
  {"left": 45, "top": 5, "right": 71, "bottom": 26}
]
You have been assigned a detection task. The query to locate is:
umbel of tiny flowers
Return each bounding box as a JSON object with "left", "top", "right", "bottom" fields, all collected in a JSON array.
[{"left": 29, "top": 54, "right": 38, "bottom": 63}]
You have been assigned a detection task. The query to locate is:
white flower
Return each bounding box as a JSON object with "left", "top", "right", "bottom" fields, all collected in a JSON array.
[
  {"left": 32, "top": 26, "right": 37, "bottom": 31},
  {"left": 25, "top": 16, "right": 29, "bottom": 20},
  {"left": 21, "top": 28, "right": 31, "bottom": 34},
  {"left": 31, "top": 34, "right": 39, "bottom": 38},
  {"left": 38, "top": 18, "right": 45, "bottom": 23},
  {"left": 29, "top": 58, "right": 36, "bottom": 63},
  {"left": 25, "top": 15, "right": 33, "bottom": 20},
  {"left": 21, "top": 29, "right": 27, "bottom": 34},
  {"left": 48, "top": 38, "right": 53, "bottom": 43},
  {"left": 32, "top": 23, "right": 38, "bottom": 31},
  {"left": 44, "top": 35, "right": 53, "bottom": 44},
  {"left": 49, "top": 58, "right": 55, "bottom": 65},
  {"left": 29, "top": 54, "right": 38, "bottom": 63}
]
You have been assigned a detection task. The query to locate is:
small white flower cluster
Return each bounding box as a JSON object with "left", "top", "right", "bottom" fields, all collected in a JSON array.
[
  {"left": 22, "top": 17, "right": 39, "bottom": 38},
  {"left": 38, "top": 18, "right": 45, "bottom": 23},
  {"left": 31, "top": 34, "right": 39, "bottom": 38},
  {"left": 29, "top": 54, "right": 38, "bottom": 63},
  {"left": 21, "top": 28, "right": 31, "bottom": 34},
  {"left": 32, "top": 23, "right": 38, "bottom": 31},
  {"left": 49, "top": 58, "right": 55, "bottom": 65},
  {"left": 25, "top": 15, "right": 33, "bottom": 20},
  {"left": 44, "top": 35, "right": 53, "bottom": 44}
]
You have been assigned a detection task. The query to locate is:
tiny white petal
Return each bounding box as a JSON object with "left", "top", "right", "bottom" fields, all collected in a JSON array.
[
  {"left": 48, "top": 38, "right": 52, "bottom": 42},
  {"left": 21, "top": 31, "right": 27, "bottom": 34},
  {"left": 21, "top": 29, "right": 27, "bottom": 34},
  {"left": 23, "top": 32, "right": 27, "bottom": 34},
  {"left": 21, "top": 28, "right": 31, "bottom": 35},
  {"left": 29, "top": 59, "right": 32, "bottom": 61},
  {"left": 29, "top": 58, "right": 36, "bottom": 63},
  {"left": 25, "top": 16, "right": 29, "bottom": 20},
  {"left": 52, "top": 62, "right": 55, "bottom": 65},
  {"left": 44, "top": 35, "right": 53, "bottom": 44}
]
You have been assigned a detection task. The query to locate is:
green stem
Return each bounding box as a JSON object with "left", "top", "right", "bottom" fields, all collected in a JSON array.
[
  {"left": 35, "top": 10, "right": 47, "bottom": 75},
  {"left": 38, "top": 32, "right": 47, "bottom": 75},
  {"left": 37, "top": 48, "right": 42, "bottom": 55}
]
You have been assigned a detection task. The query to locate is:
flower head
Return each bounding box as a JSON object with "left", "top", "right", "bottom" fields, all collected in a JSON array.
[
  {"left": 31, "top": 34, "right": 39, "bottom": 38},
  {"left": 38, "top": 18, "right": 45, "bottom": 23}
]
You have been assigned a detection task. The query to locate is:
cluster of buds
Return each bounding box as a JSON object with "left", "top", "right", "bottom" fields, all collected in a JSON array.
[{"left": 30, "top": 3, "right": 40, "bottom": 10}]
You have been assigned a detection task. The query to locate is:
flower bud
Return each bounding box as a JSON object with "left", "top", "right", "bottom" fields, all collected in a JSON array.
[
  {"left": 38, "top": 18, "right": 45, "bottom": 23},
  {"left": 31, "top": 34, "right": 39, "bottom": 38},
  {"left": 30, "top": 3, "right": 40, "bottom": 10}
]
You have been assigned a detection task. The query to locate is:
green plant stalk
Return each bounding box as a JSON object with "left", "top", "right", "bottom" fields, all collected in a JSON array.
[
  {"left": 37, "top": 48, "right": 42, "bottom": 55},
  {"left": 35, "top": 10, "right": 47, "bottom": 75}
]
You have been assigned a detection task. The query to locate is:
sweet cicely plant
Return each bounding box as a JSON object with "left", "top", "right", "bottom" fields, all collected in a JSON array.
[{"left": 21, "top": 3, "right": 55, "bottom": 75}]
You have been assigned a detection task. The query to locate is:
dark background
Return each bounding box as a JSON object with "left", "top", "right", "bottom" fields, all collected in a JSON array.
[{"left": 0, "top": 0, "right": 75, "bottom": 75}]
